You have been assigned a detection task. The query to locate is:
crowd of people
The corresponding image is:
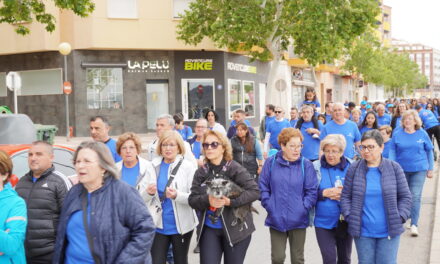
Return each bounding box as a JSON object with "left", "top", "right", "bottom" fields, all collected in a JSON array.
[{"left": 0, "top": 89, "right": 438, "bottom": 264}]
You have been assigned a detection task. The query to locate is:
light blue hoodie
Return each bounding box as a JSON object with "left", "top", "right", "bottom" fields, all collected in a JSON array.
[{"left": 0, "top": 183, "right": 27, "bottom": 264}]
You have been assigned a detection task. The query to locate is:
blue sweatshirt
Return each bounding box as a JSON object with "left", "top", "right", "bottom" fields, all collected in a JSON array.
[
  {"left": 0, "top": 183, "right": 27, "bottom": 264},
  {"left": 418, "top": 109, "right": 440, "bottom": 130},
  {"left": 389, "top": 129, "right": 434, "bottom": 172}
]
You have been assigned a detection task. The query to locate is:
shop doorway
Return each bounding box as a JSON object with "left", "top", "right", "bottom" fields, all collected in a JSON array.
[{"left": 146, "top": 80, "right": 169, "bottom": 130}]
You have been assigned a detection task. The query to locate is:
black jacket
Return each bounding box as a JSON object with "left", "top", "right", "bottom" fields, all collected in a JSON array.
[
  {"left": 15, "top": 166, "right": 72, "bottom": 262},
  {"left": 189, "top": 160, "right": 260, "bottom": 246},
  {"left": 231, "top": 136, "right": 258, "bottom": 176}
]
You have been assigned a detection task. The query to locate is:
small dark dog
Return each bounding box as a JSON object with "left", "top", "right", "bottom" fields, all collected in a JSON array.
[{"left": 206, "top": 178, "right": 258, "bottom": 230}]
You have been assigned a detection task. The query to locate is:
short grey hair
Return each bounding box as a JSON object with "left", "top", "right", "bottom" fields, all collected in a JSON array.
[
  {"left": 320, "top": 134, "right": 346, "bottom": 153},
  {"left": 73, "top": 141, "right": 120, "bottom": 180},
  {"left": 361, "top": 129, "right": 384, "bottom": 147},
  {"left": 196, "top": 118, "right": 208, "bottom": 126},
  {"left": 157, "top": 114, "right": 175, "bottom": 127},
  {"left": 31, "top": 141, "right": 54, "bottom": 154},
  {"left": 300, "top": 104, "right": 313, "bottom": 112},
  {"left": 332, "top": 103, "right": 345, "bottom": 111}
]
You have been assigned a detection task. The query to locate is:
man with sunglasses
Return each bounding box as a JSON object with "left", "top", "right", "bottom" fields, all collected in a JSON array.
[{"left": 263, "top": 107, "right": 291, "bottom": 159}]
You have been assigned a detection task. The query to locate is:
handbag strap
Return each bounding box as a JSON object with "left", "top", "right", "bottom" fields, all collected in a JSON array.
[
  {"left": 81, "top": 193, "right": 101, "bottom": 264},
  {"left": 159, "top": 158, "right": 184, "bottom": 203}
]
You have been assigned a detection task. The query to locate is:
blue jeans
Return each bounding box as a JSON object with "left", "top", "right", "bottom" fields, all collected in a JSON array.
[
  {"left": 354, "top": 236, "right": 400, "bottom": 264},
  {"left": 404, "top": 170, "right": 427, "bottom": 226}
]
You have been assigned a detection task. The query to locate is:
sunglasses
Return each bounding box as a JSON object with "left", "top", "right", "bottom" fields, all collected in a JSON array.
[
  {"left": 275, "top": 111, "right": 282, "bottom": 114},
  {"left": 202, "top": 142, "right": 221, "bottom": 150}
]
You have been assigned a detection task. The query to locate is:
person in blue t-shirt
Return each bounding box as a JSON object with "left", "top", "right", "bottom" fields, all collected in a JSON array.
[
  {"left": 296, "top": 105, "right": 323, "bottom": 161},
  {"left": 358, "top": 111, "right": 378, "bottom": 136},
  {"left": 416, "top": 105, "right": 440, "bottom": 153},
  {"left": 389, "top": 110, "right": 434, "bottom": 237},
  {"left": 227, "top": 109, "right": 255, "bottom": 139},
  {"left": 301, "top": 88, "right": 321, "bottom": 109},
  {"left": 173, "top": 113, "right": 193, "bottom": 141},
  {"left": 376, "top": 104, "right": 391, "bottom": 127},
  {"left": 391, "top": 102, "right": 408, "bottom": 132},
  {"left": 289, "top": 107, "right": 299, "bottom": 128},
  {"left": 324, "top": 102, "right": 334, "bottom": 123},
  {"left": 320, "top": 103, "right": 361, "bottom": 159},
  {"left": 350, "top": 109, "right": 362, "bottom": 126},
  {"left": 378, "top": 125, "right": 392, "bottom": 159},
  {"left": 264, "top": 106, "right": 291, "bottom": 158},
  {"left": 90, "top": 116, "right": 122, "bottom": 162},
  {"left": 188, "top": 118, "right": 208, "bottom": 168},
  {"left": 259, "top": 104, "right": 276, "bottom": 142}
]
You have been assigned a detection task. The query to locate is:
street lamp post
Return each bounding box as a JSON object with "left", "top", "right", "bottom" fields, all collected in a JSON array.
[{"left": 58, "top": 42, "right": 72, "bottom": 141}]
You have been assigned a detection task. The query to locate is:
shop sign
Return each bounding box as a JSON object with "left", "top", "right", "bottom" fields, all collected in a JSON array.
[
  {"left": 184, "top": 59, "right": 213, "bottom": 71},
  {"left": 127, "top": 60, "right": 170, "bottom": 73},
  {"left": 227, "top": 62, "right": 257, "bottom": 74}
]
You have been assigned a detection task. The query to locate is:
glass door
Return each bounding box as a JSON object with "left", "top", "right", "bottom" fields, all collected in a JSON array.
[{"left": 146, "top": 80, "right": 169, "bottom": 130}]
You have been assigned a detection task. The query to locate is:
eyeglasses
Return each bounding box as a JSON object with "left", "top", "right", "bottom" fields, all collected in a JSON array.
[
  {"left": 202, "top": 142, "right": 221, "bottom": 150},
  {"left": 359, "top": 145, "right": 376, "bottom": 152},
  {"left": 284, "top": 144, "right": 303, "bottom": 150},
  {"left": 275, "top": 111, "right": 282, "bottom": 114},
  {"left": 121, "top": 146, "right": 137, "bottom": 151},
  {"left": 195, "top": 126, "right": 207, "bottom": 129},
  {"left": 161, "top": 143, "right": 177, "bottom": 149},
  {"left": 323, "top": 150, "right": 341, "bottom": 155}
]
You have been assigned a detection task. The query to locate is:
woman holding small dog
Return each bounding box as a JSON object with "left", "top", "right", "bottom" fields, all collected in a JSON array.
[
  {"left": 312, "top": 134, "right": 353, "bottom": 264},
  {"left": 142, "top": 130, "right": 198, "bottom": 264},
  {"left": 259, "top": 128, "right": 318, "bottom": 264},
  {"left": 189, "top": 130, "right": 260, "bottom": 264}
]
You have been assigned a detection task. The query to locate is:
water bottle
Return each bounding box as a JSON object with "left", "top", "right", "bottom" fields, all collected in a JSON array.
[{"left": 335, "top": 176, "right": 343, "bottom": 188}]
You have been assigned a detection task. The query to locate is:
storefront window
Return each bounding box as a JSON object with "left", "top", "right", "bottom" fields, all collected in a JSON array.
[
  {"left": 228, "top": 79, "right": 255, "bottom": 118},
  {"left": 181, "top": 79, "right": 214, "bottom": 120},
  {"left": 86, "top": 68, "right": 123, "bottom": 109}
]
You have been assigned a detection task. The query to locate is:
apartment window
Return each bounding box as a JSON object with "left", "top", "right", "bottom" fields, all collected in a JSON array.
[
  {"left": 108, "top": 0, "right": 138, "bottom": 19},
  {"left": 228, "top": 79, "right": 255, "bottom": 118},
  {"left": 86, "top": 68, "right": 123, "bottom": 109},
  {"left": 173, "top": 0, "right": 192, "bottom": 18},
  {"left": 181, "top": 79, "right": 214, "bottom": 120}
]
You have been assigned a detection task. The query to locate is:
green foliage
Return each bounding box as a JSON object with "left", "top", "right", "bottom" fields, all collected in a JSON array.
[
  {"left": 0, "top": 0, "right": 95, "bottom": 35},
  {"left": 344, "top": 33, "right": 428, "bottom": 97},
  {"left": 177, "top": 0, "right": 380, "bottom": 65}
]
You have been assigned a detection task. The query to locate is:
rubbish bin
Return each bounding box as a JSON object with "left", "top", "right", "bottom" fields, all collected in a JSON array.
[
  {"left": 35, "top": 124, "right": 58, "bottom": 145},
  {"left": 0, "top": 106, "right": 12, "bottom": 114}
]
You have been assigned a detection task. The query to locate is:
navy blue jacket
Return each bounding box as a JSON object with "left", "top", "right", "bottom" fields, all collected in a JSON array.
[
  {"left": 340, "top": 158, "right": 412, "bottom": 238},
  {"left": 259, "top": 152, "right": 318, "bottom": 231},
  {"left": 53, "top": 177, "right": 155, "bottom": 264}
]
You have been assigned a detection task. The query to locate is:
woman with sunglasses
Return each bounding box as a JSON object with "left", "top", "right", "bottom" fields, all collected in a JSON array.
[
  {"left": 145, "top": 130, "right": 198, "bottom": 264},
  {"left": 189, "top": 130, "right": 259, "bottom": 264},
  {"left": 260, "top": 128, "right": 318, "bottom": 264},
  {"left": 389, "top": 110, "right": 434, "bottom": 237},
  {"left": 341, "top": 130, "right": 411, "bottom": 264}
]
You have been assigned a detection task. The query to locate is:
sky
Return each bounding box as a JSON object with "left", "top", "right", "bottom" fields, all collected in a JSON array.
[{"left": 384, "top": 0, "right": 440, "bottom": 49}]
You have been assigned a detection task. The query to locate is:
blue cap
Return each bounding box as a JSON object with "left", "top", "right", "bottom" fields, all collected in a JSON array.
[
  {"left": 386, "top": 103, "right": 395, "bottom": 108},
  {"left": 361, "top": 100, "right": 367, "bottom": 105},
  {"left": 366, "top": 104, "right": 372, "bottom": 109}
]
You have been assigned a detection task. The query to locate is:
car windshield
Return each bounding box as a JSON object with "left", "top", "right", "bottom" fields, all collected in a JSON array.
[{"left": 11, "top": 147, "right": 76, "bottom": 179}]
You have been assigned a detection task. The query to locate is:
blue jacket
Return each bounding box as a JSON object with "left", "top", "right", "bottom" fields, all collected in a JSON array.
[
  {"left": 340, "top": 159, "right": 412, "bottom": 238},
  {"left": 53, "top": 177, "right": 156, "bottom": 264},
  {"left": 0, "top": 183, "right": 27, "bottom": 264},
  {"left": 259, "top": 152, "right": 318, "bottom": 231}
]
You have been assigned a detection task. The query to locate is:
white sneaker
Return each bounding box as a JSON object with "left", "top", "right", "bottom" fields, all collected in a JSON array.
[
  {"left": 410, "top": 225, "right": 419, "bottom": 237},
  {"left": 405, "top": 222, "right": 411, "bottom": 229}
]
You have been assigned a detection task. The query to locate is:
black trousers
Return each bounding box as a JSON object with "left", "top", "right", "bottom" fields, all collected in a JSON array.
[
  {"left": 315, "top": 227, "right": 353, "bottom": 264},
  {"left": 151, "top": 231, "right": 193, "bottom": 264},
  {"left": 200, "top": 226, "right": 251, "bottom": 264},
  {"left": 427, "top": 125, "right": 440, "bottom": 148}
]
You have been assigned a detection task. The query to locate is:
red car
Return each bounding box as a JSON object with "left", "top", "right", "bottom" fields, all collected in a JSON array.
[{"left": 0, "top": 114, "right": 76, "bottom": 186}]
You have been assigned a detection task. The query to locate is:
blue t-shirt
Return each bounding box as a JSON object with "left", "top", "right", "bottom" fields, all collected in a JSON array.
[
  {"left": 320, "top": 120, "right": 361, "bottom": 159},
  {"left": 314, "top": 165, "right": 349, "bottom": 229},
  {"left": 192, "top": 141, "right": 202, "bottom": 159},
  {"left": 390, "top": 129, "right": 433, "bottom": 172},
  {"left": 66, "top": 194, "right": 94, "bottom": 264},
  {"left": 204, "top": 210, "right": 223, "bottom": 229},
  {"left": 176, "top": 126, "right": 193, "bottom": 141},
  {"left": 301, "top": 100, "right": 321, "bottom": 108},
  {"left": 419, "top": 109, "right": 440, "bottom": 129},
  {"left": 32, "top": 177, "right": 38, "bottom": 183},
  {"left": 105, "top": 138, "right": 122, "bottom": 163},
  {"left": 382, "top": 140, "right": 391, "bottom": 159},
  {"left": 266, "top": 119, "right": 291, "bottom": 150},
  {"left": 361, "top": 167, "right": 388, "bottom": 238},
  {"left": 156, "top": 161, "right": 178, "bottom": 235},
  {"left": 265, "top": 116, "right": 276, "bottom": 130},
  {"left": 359, "top": 126, "right": 373, "bottom": 135},
  {"left": 298, "top": 121, "right": 323, "bottom": 160},
  {"left": 121, "top": 162, "right": 140, "bottom": 187},
  {"left": 325, "top": 114, "right": 332, "bottom": 123},
  {"left": 290, "top": 119, "right": 298, "bottom": 128},
  {"left": 377, "top": 113, "right": 391, "bottom": 127}
]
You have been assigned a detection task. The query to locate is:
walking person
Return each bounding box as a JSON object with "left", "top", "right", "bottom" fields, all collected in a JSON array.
[
  {"left": 205, "top": 110, "right": 227, "bottom": 136},
  {"left": 189, "top": 130, "right": 259, "bottom": 264},
  {"left": 358, "top": 111, "right": 378, "bottom": 135},
  {"left": 259, "top": 128, "right": 318, "bottom": 264},
  {"left": 389, "top": 110, "right": 434, "bottom": 236},
  {"left": 231, "top": 123, "right": 263, "bottom": 182},
  {"left": 174, "top": 113, "right": 193, "bottom": 141},
  {"left": 259, "top": 104, "right": 276, "bottom": 142},
  {"left": 312, "top": 135, "right": 353, "bottom": 264},
  {"left": 376, "top": 104, "right": 392, "bottom": 126},
  {"left": 378, "top": 125, "right": 393, "bottom": 159},
  {"left": 90, "top": 116, "right": 122, "bottom": 162},
  {"left": 0, "top": 151, "right": 27, "bottom": 264},
  {"left": 52, "top": 141, "right": 156, "bottom": 263},
  {"left": 295, "top": 105, "right": 323, "bottom": 162},
  {"left": 341, "top": 130, "right": 412, "bottom": 264},
  {"left": 263, "top": 106, "right": 291, "bottom": 158},
  {"left": 390, "top": 102, "right": 408, "bottom": 132}
]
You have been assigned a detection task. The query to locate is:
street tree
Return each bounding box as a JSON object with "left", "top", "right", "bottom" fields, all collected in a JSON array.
[
  {"left": 177, "top": 0, "right": 380, "bottom": 97},
  {"left": 0, "top": 0, "right": 95, "bottom": 35}
]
